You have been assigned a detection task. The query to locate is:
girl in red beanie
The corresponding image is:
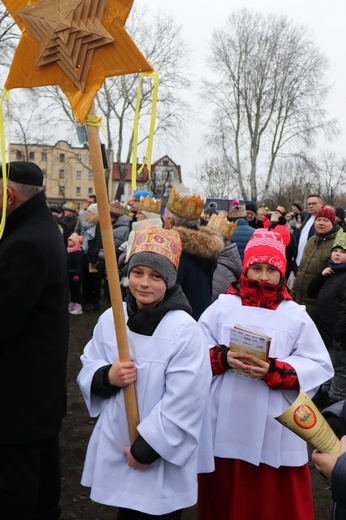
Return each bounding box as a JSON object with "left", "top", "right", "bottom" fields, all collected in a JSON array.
[{"left": 197, "top": 226, "right": 333, "bottom": 520}]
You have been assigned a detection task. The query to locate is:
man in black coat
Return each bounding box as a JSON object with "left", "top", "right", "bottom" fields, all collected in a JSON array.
[{"left": 0, "top": 162, "right": 69, "bottom": 519}]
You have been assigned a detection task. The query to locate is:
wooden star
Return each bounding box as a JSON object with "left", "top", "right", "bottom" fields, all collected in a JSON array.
[
  {"left": 4, "top": 0, "right": 153, "bottom": 122},
  {"left": 17, "top": 0, "right": 114, "bottom": 91}
]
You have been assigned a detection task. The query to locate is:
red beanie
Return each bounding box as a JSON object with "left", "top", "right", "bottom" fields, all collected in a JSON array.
[
  {"left": 243, "top": 226, "right": 290, "bottom": 278},
  {"left": 315, "top": 207, "right": 336, "bottom": 227}
]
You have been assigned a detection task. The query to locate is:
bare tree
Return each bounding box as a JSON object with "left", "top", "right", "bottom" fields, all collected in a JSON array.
[
  {"left": 5, "top": 89, "right": 57, "bottom": 147},
  {"left": 297, "top": 151, "right": 346, "bottom": 206},
  {"left": 0, "top": 6, "right": 19, "bottom": 68},
  {"left": 191, "top": 157, "right": 238, "bottom": 198},
  {"left": 202, "top": 8, "right": 338, "bottom": 202},
  {"left": 266, "top": 152, "right": 346, "bottom": 209},
  {"left": 96, "top": 6, "right": 191, "bottom": 200},
  {"left": 32, "top": 5, "right": 191, "bottom": 200},
  {"left": 263, "top": 156, "right": 319, "bottom": 209}
]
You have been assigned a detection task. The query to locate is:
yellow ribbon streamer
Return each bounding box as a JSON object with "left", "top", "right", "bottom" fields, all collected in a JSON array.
[
  {"left": 132, "top": 69, "right": 159, "bottom": 191},
  {"left": 0, "top": 88, "right": 11, "bottom": 240},
  {"left": 85, "top": 114, "right": 104, "bottom": 129}
]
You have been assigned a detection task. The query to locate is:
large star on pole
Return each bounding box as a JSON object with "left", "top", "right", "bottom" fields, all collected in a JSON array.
[{"left": 4, "top": 0, "right": 153, "bottom": 122}]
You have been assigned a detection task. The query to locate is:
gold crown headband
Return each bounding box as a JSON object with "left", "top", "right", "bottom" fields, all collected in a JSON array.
[
  {"left": 166, "top": 184, "right": 204, "bottom": 221},
  {"left": 139, "top": 195, "right": 162, "bottom": 214},
  {"left": 130, "top": 223, "right": 182, "bottom": 269},
  {"left": 208, "top": 211, "right": 237, "bottom": 240}
]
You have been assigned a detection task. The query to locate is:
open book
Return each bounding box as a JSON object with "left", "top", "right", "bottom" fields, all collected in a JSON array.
[{"left": 229, "top": 325, "right": 271, "bottom": 377}]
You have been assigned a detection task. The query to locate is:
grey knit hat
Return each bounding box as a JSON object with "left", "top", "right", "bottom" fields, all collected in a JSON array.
[{"left": 128, "top": 252, "right": 177, "bottom": 290}]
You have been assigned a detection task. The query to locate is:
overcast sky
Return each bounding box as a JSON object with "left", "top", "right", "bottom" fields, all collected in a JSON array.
[{"left": 136, "top": 0, "right": 346, "bottom": 189}]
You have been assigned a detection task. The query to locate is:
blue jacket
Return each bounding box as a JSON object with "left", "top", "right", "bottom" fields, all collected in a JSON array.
[{"left": 230, "top": 218, "right": 254, "bottom": 260}]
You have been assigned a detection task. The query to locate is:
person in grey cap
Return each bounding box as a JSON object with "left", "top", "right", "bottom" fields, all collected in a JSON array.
[
  {"left": 77, "top": 223, "right": 211, "bottom": 518},
  {"left": 0, "top": 161, "right": 69, "bottom": 519}
]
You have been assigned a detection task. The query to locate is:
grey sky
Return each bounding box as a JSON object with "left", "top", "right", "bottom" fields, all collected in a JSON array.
[{"left": 136, "top": 0, "right": 346, "bottom": 188}]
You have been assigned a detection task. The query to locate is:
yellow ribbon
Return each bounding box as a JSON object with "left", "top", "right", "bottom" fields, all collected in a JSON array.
[
  {"left": 132, "top": 69, "right": 159, "bottom": 191},
  {"left": 85, "top": 114, "right": 104, "bottom": 129},
  {"left": 0, "top": 88, "right": 11, "bottom": 240}
]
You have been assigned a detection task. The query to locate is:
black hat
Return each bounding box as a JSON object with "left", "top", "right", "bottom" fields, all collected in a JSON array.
[
  {"left": 50, "top": 206, "right": 63, "bottom": 215},
  {"left": 335, "top": 207, "right": 345, "bottom": 222},
  {"left": 0, "top": 161, "right": 43, "bottom": 186},
  {"left": 246, "top": 202, "right": 257, "bottom": 213}
]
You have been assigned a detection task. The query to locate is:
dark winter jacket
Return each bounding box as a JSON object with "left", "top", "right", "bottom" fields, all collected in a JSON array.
[
  {"left": 291, "top": 226, "right": 340, "bottom": 317},
  {"left": 0, "top": 190, "right": 69, "bottom": 444},
  {"left": 61, "top": 213, "right": 78, "bottom": 235},
  {"left": 67, "top": 249, "right": 83, "bottom": 279},
  {"left": 112, "top": 214, "right": 131, "bottom": 251},
  {"left": 247, "top": 217, "right": 263, "bottom": 229},
  {"left": 174, "top": 226, "right": 224, "bottom": 320},
  {"left": 230, "top": 218, "right": 254, "bottom": 260},
  {"left": 332, "top": 453, "right": 346, "bottom": 520},
  {"left": 308, "top": 264, "right": 346, "bottom": 348},
  {"left": 212, "top": 241, "right": 242, "bottom": 303},
  {"left": 322, "top": 400, "right": 346, "bottom": 520}
]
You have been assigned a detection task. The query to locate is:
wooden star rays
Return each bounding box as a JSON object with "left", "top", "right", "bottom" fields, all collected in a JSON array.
[{"left": 3, "top": 0, "right": 153, "bottom": 122}]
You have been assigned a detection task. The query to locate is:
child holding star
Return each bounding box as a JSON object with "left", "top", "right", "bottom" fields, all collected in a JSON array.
[{"left": 77, "top": 224, "right": 212, "bottom": 520}]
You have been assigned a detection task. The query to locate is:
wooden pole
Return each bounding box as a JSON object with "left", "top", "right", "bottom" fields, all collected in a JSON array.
[{"left": 86, "top": 102, "right": 139, "bottom": 443}]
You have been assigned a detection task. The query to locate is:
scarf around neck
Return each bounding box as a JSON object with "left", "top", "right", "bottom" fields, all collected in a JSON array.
[
  {"left": 227, "top": 273, "right": 292, "bottom": 310},
  {"left": 328, "top": 259, "right": 346, "bottom": 271},
  {"left": 126, "top": 285, "right": 192, "bottom": 336}
]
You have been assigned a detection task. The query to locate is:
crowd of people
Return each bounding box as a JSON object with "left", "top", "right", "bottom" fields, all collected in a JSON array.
[{"left": 2, "top": 160, "right": 346, "bottom": 520}]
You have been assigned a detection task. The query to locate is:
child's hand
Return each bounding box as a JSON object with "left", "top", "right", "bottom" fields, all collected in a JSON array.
[
  {"left": 124, "top": 446, "right": 149, "bottom": 470},
  {"left": 227, "top": 351, "right": 269, "bottom": 379},
  {"left": 322, "top": 267, "right": 334, "bottom": 277},
  {"left": 108, "top": 357, "right": 137, "bottom": 387}
]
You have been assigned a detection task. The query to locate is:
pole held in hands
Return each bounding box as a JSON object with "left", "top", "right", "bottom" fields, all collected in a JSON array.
[{"left": 86, "top": 102, "right": 139, "bottom": 443}]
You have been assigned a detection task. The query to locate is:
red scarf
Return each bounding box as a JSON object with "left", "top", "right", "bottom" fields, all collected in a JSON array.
[{"left": 227, "top": 273, "right": 292, "bottom": 310}]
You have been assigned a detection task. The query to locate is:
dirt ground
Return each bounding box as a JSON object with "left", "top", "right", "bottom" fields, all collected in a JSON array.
[{"left": 60, "top": 298, "right": 334, "bottom": 520}]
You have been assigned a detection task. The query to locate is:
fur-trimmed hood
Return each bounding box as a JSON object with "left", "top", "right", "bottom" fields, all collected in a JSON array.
[{"left": 173, "top": 226, "right": 224, "bottom": 259}]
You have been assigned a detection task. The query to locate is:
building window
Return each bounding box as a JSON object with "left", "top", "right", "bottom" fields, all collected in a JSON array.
[
  {"left": 29, "top": 151, "right": 35, "bottom": 160},
  {"left": 42, "top": 152, "right": 47, "bottom": 161},
  {"left": 77, "top": 154, "right": 82, "bottom": 162},
  {"left": 59, "top": 186, "right": 65, "bottom": 195},
  {"left": 162, "top": 159, "right": 169, "bottom": 166},
  {"left": 59, "top": 153, "right": 65, "bottom": 162},
  {"left": 59, "top": 169, "right": 65, "bottom": 179},
  {"left": 76, "top": 170, "right": 82, "bottom": 180},
  {"left": 16, "top": 150, "right": 22, "bottom": 159},
  {"left": 42, "top": 169, "right": 46, "bottom": 177},
  {"left": 88, "top": 187, "right": 93, "bottom": 195},
  {"left": 76, "top": 187, "right": 81, "bottom": 195},
  {"left": 88, "top": 171, "right": 93, "bottom": 180}
]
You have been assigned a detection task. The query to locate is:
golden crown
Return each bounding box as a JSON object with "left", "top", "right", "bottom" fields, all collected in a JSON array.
[
  {"left": 228, "top": 203, "right": 246, "bottom": 219},
  {"left": 109, "top": 200, "right": 124, "bottom": 216},
  {"left": 130, "top": 224, "right": 182, "bottom": 269},
  {"left": 166, "top": 183, "right": 205, "bottom": 221},
  {"left": 208, "top": 211, "right": 237, "bottom": 240},
  {"left": 139, "top": 195, "right": 162, "bottom": 214},
  {"left": 332, "top": 228, "right": 346, "bottom": 251}
]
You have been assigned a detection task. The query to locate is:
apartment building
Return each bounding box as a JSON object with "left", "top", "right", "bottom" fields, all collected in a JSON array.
[{"left": 9, "top": 141, "right": 181, "bottom": 208}]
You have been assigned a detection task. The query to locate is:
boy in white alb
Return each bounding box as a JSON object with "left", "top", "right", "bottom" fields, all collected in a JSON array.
[{"left": 78, "top": 224, "right": 212, "bottom": 519}]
